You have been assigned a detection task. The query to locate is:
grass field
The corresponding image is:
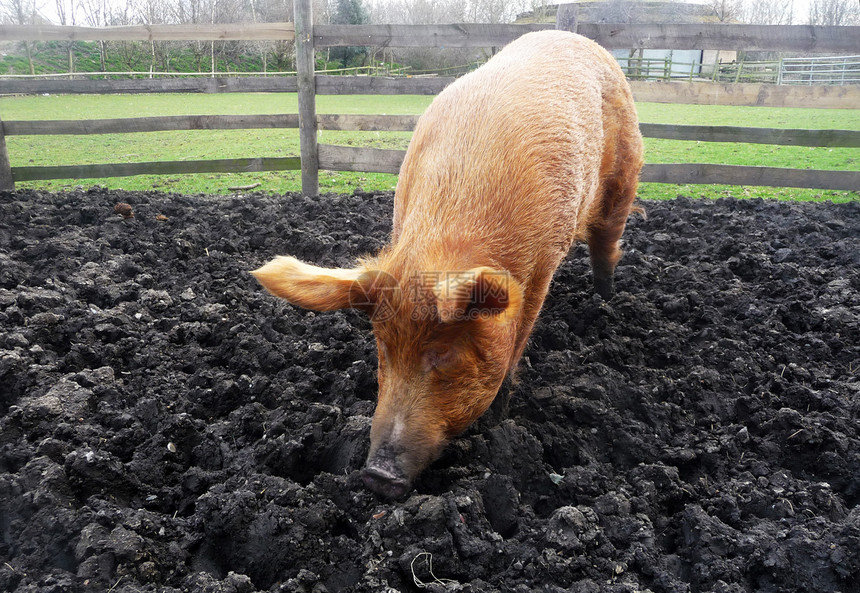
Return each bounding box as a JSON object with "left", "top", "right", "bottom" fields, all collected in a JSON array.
[{"left": 1, "top": 93, "right": 858, "bottom": 201}]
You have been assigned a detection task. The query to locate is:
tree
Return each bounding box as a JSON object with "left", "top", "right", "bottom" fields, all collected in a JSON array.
[
  {"left": 742, "top": 0, "right": 794, "bottom": 25},
  {"left": 808, "top": 0, "right": 860, "bottom": 25},
  {"left": 708, "top": 0, "right": 744, "bottom": 22},
  {"left": 53, "top": 0, "right": 78, "bottom": 73},
  {"left": 329, "top": 0, "right": 369, "bottom": 66},
  {"left": 332, "top": 0, "right": 368, "bottom": 25},
  {"left": 1, "top": 0, "right": 40, "bottom": 74},
  {"left": 79, "top": 0, "right": 111, "bottom": 72}
]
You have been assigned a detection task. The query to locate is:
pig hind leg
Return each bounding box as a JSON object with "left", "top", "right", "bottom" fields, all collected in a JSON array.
[{"left": 587, "top": 169, "right": 639, "bottom": 300}]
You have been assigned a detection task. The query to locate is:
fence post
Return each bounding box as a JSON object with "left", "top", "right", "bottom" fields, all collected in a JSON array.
[
  {"left": 294, "top": 0, "right": 319, "bottom": 197},
  {"left": 0, "top": 117, "right": 13, "bottom": 191}
]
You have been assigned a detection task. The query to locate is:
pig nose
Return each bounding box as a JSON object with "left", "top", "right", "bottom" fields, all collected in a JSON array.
[{"left": 362, "top": 457, "right": 410, "bottom": 499}]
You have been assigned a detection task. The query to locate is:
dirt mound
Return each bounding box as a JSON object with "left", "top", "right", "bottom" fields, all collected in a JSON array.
[{"left": 1, "top": 188, "right": 858, "bottom": 593}]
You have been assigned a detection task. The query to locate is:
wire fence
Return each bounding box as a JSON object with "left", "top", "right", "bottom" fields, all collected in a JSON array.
[
  {"left": 616, "top": 54, "right": 860, "bottom": 85},
  {"left": 779, "top": 55, "right": 860, "bottom": 85}
]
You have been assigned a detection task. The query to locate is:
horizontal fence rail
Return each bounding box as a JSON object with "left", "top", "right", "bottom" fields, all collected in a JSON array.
[
  {"left": 0, "top": 75, "right": 452, "bottom": 96},
  {"left": 0, "top": 22, "right": 295, "bottom": 42},
  {"left": 314, "top": 23, "right": 549, "bottom": 48},
  {"left": 640, "top": 164, "right": 860, "bottom": 191},
  {"left": 317, "top": 145, "right": 860, "bottom": 191},
  {"left": 4, "top": 77, "right": 859, "bottom": 108},
  {"left": 315, "top": 75, "right": 453, "bottom": 95},
  {"left": 0, "top": 77, "right": 300, "bottom": 95},
  {"left": 6, "top": 115, "right": 859, "bottom": 147},
  {"left": 313, "top": 23, "right": 860, "bottom": 52},
  {"left": 15, "top": 153, "right": 856, "bottom": 191},
  {"left": 627, "top": 81, "right": 860, "bottom": 109},
  {"left": 638, "top": 124, "right": 860, "bottom": 147},
  {"left": 3, "top": 114, "right": 301, "bottom": 135},
  {"left": 12, "top": 157, "right": 301, "bottom": 182}
]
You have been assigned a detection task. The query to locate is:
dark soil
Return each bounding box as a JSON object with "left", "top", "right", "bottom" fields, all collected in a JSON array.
[{"left": 1, "top": 188, "right": 858, "bottom": 593}]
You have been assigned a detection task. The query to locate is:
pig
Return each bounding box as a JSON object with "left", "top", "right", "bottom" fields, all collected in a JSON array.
[{"left": 252, "top": 30, "right": 644, "bottom": 498}]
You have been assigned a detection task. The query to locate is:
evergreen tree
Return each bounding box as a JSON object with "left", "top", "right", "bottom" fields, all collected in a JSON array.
[{"left": 330, "top": 0, "right": 370, "bottom": 67}]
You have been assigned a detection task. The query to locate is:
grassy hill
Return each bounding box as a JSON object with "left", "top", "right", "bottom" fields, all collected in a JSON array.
[{"left": 1, "top": 39, "right": 293, "bottom": 76}]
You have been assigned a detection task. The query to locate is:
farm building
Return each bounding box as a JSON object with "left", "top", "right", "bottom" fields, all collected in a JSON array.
[{"left": 517, "top": 1, "right": 739, "bottom": 78}]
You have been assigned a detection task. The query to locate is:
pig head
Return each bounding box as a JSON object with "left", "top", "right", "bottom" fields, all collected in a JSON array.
[
  {"left": 252, "top": 30, "right": 644, "bottom": 498},
  {"left": 253, "top": 255, "right": 524, "bottom": 498}
]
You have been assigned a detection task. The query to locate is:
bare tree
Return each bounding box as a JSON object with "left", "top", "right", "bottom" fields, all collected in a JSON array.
[
  {"left": 808, "top": 0, "right": 860, "bottom": 25},
  {"left": 135, "top": 0, "right": 179, "bottom": 73},
  {"left": 53, "top": 0, "right": 77, "bottom": 73},
  {"left": 1, "top": 0, "right": 40, "bottom": 74},
  {"left": 708, "top": 0, "right": 744, "bottom": 22},
  {"left": 262, "top": 0, "right": 295, "bottom": 72},
  {"left": 104, "top": 0, "right": 148, "bottom": 73},
  {"left": 79, "top": 0, "right": 111, "bottom": 72},
  {"left": 742, "top": 0, "right": 794, "bottom": 24}
]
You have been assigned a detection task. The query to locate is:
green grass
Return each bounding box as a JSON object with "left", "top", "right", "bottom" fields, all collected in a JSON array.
[
  {"left": 0, "top": 93, "right": 857, "bottom": 201},
  {"left": 634, "top": 103, "right": 860, "bottom": 202}
]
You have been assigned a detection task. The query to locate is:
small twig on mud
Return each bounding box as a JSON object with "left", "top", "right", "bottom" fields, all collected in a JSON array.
[
  {"left": 778, "top": 498, "right": 795, "bottom": 513},
  {"left": 787, "top": 429, "right": 803, "bottom": 440},
  {"left": 4, "top": 562, "right": 24, "bottom": 575},
  {"left": 411, "top": 552, "right": 458, "bottom": 589},
  {"left": 107, "top": 576, "right": 123, "bottom": 592}
]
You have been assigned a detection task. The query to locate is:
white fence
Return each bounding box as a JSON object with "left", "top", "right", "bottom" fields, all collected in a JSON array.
[{"left": 778, "top": 55, "right": 860, "bottom": 85}]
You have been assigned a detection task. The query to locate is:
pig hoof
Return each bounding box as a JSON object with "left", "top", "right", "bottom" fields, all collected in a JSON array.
[
  {"left": 594, "top": 277, "right": 615, "bottom": 300},
  {"left": 361, "top": 466, "right": 410, "bottom": 499}
]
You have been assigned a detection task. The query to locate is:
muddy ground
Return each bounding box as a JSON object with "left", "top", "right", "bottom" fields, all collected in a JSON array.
[{"left": 0, "top": 188, "right": 858, "bottom": 593}]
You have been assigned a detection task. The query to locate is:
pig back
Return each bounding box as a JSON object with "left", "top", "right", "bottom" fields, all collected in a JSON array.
[{"left": 391, "top": 30, "right": 640, "bottom": 280}]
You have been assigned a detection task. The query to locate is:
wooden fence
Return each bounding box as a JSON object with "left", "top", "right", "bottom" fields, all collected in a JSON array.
[{"left": 1, "top": 9, "right": 859, "bottom": 193}]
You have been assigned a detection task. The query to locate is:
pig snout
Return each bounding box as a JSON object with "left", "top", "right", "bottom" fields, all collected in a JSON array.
[
  {"left": 362, "top": 415, "right": 417, "bottom": 498},
  {"left": 361, "top": 449, "right": 411, "bottom": 499},
  {"left": 361, "top": 410, "right": 448, "bottom": 498}
]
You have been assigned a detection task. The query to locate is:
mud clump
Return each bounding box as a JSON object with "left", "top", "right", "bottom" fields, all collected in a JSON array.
[{"left": 1, "top": 188, "right": 858, "bottom": 592}]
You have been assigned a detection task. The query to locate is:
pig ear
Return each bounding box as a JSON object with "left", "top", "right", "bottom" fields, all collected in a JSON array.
[
  {"left": 252, "top": 256, "right": 395, "bottom": 315},
  {"left": 432, "top": 267, "right": 523, "bottom": 324}
]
